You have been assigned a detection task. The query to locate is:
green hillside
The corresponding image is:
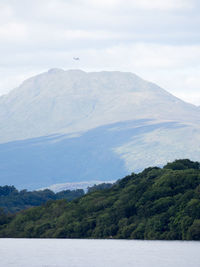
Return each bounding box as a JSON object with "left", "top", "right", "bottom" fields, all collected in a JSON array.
[
  {"left": 0, "top": 159, "right": 200, "bottom": 240},
  {"left": 0, "top": 186, "right": 84, "bottom": 213}
]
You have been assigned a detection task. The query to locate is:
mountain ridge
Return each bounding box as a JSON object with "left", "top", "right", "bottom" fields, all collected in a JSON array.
[
  {"left": 0, "top": 69, "right": 200, "bottom": 189},
  {"left": 0, "top": 69, "right": 199, "bottom": 143}
]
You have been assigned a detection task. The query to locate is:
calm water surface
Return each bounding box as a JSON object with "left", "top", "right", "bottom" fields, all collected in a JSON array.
[{"left": 0, "top": 239, "right": 199, "bottom": 267}]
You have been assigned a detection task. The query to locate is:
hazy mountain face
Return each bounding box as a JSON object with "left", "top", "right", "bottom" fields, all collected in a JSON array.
[
  {"left": 0, "top": 69, "right": 199, "bottom": 143},
  {"left": 0, "top": 69, "right": 200, "bottom": 189}
]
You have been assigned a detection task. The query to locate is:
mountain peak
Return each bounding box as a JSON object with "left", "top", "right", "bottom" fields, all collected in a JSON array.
[
  {"left": 0, "top": 69, "right": 199, "bottom": 144},
  {"left": 47, "top": 68, "right": 65, "bottom": 74}
]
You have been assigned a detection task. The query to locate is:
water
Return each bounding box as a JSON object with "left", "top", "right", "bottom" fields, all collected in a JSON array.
[{"left": 0, "top": 239, "right": 199, "bottom": 267}]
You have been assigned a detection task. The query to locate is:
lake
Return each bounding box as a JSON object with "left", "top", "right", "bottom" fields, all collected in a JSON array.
[{"left": 0, "top": 239, "right": 199, "bottom": 267}]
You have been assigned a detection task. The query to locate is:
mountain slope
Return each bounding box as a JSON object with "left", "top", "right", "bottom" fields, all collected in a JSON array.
[
  {"left": 1, "top": 119, "right": 200, "bottom": 190},
  {"left": 0, "top": 69, "right": 199, "bottom": 143},
  {"left": 0, "top": 69, "right": 200, "bottom": 189}
]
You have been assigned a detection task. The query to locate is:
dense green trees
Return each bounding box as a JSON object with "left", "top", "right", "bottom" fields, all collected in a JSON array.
[
  {"left": 0, "top": 186, "right": 84, "bottom": 213},
  {"left": 0, "top": 159, "right": 200, "bottom": 240},
  {"left": 87, "top": 183, "right": 113, "bottom": 193}
]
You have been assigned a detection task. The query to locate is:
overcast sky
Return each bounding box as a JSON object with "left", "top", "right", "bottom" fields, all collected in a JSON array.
[{"left": 0, "top": 0, "right": 200, "bottom": 105}]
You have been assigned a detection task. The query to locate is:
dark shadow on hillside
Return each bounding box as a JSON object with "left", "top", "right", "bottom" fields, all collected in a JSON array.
[{"left": 0, "top": 119, "right": 184, "bottom": 189}]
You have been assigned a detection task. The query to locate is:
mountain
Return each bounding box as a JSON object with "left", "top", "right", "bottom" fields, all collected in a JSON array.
[
  {"left": 0, "top": 69, "right": 200, "bottom": 189},
  {"left": 1, "top": 68, "right": 200, "bottom": 143},
  {"left": 1, "top": 159, "right": 200, "bottom": 240}
]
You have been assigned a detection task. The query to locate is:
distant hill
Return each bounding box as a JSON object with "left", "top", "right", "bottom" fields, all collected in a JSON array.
[
  {"left": 0, "top": 69, "right": 200, "bottom": 189},
  {"left": 0, "top": 69, "right": 199, "bottom": 143},
  {"left": 0, "top": 186, "right": 84, "bottom": 213},
  {"left": 0, "top": 159, "right": 200, "bottom": 240}
]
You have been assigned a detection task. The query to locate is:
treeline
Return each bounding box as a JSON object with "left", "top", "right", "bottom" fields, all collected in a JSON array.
[
  {"left": 0, "top": 159, "right": 200, "bottom": 240},
  {"left": 0, "top": 185, "right": 84, "bottom": 213},
  {"left": 87, "top": 183, "right": 113, "bottom": 193}
]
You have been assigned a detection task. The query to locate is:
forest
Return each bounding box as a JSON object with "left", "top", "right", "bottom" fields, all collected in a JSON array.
[
  {"left": 0, "top": 159, "right": 200, "bottom": 240},
  {"left": 0, "top": 186, "right": 84, "bottom": 213}
]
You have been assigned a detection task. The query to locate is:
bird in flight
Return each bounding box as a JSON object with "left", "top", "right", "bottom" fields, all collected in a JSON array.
[{"left": 73, "top": 57, "right": 80, "bottom": 61}]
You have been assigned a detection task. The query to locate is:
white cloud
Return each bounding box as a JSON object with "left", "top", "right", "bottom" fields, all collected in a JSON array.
[
  {"left": 0, "top": 0, "right": 199, "bottom": 104},
  {"left": 82, "top": 0, "right": 192, "bottom": 10},
  {"left": 0, "top": 3, "right": 13, "bottom": 20},
  {"left": 129, "top": 0, "right": 193, "bottom": 10},
  {"left": 61, "top": 30, "right": 123, "bottom": 40},
  {"left": 0, "top": 23, "right": 27, "bottom": 41}
]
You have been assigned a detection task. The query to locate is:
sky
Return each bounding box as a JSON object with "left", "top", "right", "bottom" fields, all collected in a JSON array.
[{"left": 0, "top": 0, "right": 200, "bottom": 105}]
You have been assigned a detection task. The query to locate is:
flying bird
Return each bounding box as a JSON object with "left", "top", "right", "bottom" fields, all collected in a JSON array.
[{"left": 73, "top": 57, "right": 80, "bottom": 61}]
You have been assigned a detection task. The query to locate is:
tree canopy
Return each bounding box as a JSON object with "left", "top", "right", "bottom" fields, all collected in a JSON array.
[
  {"left": 0, "top": 159, "right": 200, "bottom": 240},
  {"left": 0, "top": 186, "right": 84, "bottom": 213}
]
